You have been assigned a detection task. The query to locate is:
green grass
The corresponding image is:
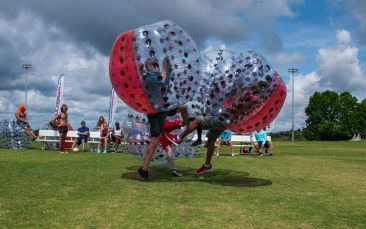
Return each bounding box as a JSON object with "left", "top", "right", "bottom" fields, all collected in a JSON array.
[{"left": 0, "top": 141, "right": 366, "bottom": 228}]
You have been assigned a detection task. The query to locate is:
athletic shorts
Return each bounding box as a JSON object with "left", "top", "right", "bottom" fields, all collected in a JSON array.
[
  {"left": 111, "top": 135, "right": 124, "bottom": 143},
  {"left": 257, "top": 141, "right": 270, "bottom": 148},
  {"left": 147, "top": 107, "right": 178, "bottom": 137},
  {"left": 100, "top": 132, "right": 108, "bottom": 138},
  {"left": 76, "top": 136, "right": 88, "bottom": 145},
  {"left": 58, "top": 125, "right": 68, "bottom": 134},
  {"left": 219, "top": 139, "right": 232, "bottom": 145},
  {"left": 17, "top": 121, "right": 29, "bottom": 129},
  {"left": 196, "top": 116, "right": 226, "bottom": 143}
]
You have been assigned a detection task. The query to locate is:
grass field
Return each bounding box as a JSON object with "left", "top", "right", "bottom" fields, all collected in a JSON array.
[{"left": 0, "top": 141, "right": 365, "bottom": 228}]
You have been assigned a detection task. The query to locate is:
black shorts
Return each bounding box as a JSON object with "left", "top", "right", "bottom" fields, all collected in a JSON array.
[
  {"left": 58, "top": 125, "right": 68, "bottom": 134},
  {"left": 258, "top": 141, "right": 269, "bottom": 148},
  {"left": 76, "top": 136, "right": 88, "bottom": 145},
  {"left": 111, "top": 135, "right": 124, "bottom": 142},
  {"left": 147, "top": 107, "right": 178, "bottom": 137}
]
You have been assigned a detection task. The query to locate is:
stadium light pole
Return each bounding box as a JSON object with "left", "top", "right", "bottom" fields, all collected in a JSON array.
[
  {"left": 21, "top": 63, "right": 32, "bottom": 108},
  {"left": 288, "top": 67, "right": 299, "bottom": 142}
]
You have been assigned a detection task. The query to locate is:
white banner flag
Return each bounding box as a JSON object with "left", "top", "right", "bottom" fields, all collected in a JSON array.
[
  {"left": 266, "top": 119, "right": 276, "bottom": 133},
  {"left": 108, "top": 89, "right": 118, "bottom": 128},
  {"left": 54, "top": 74, "right": 65, "bottom": 116}
]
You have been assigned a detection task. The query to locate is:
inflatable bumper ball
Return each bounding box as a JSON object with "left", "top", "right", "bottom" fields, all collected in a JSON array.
[
  {"left": 0, "top": 120, "right": 10, "bottom": 148},
  {"left": 200, "top": 50, "right": 287, "bottom": 133},
  {"left": 0, "top": 120, "right": 31, "bottom": 149},
  {"left": 110, "top": 20, "right": 201, "bottom": 113}
]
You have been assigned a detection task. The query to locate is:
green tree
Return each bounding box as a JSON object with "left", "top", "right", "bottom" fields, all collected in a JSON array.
[
  {"left": 353, "top": 98, "right": 366, "bottom": 135},
  {"left": 303, "top": 90, "right": 358, "bottom": 140}
]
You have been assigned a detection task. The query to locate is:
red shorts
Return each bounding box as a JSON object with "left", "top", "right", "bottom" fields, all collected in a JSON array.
[
  {"left": 161, "top": 133, "right": 177, "bottom": 150},
  {"left": 160, "top": 120, "right": 181, "bottom": 150}
]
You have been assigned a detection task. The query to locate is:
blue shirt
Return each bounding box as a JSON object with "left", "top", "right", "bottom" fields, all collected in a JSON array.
[
  {"left": 253, "top": 130, "right": 267, "bottom": 142},
  {"left": 78, "top": 126, "right": 89, "bottom": 136},
  {"left": 144, "top": 72, "right": 164, "bottom": 84},
  {"left": 220, "top": 130, "right": 232, "bottom": 140}
]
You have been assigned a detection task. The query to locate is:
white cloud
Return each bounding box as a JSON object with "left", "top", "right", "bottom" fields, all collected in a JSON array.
[
  {"left": 275, "top": 31, "right": 366, "bottom": 131},
  {"left": 272, "top": 51, "right": 305, "bottom": 66},
  {"left": 336, "top": 29, "right": 351, "bottom": 43},
  {"left": 0, "top": 11, "right": 129, "bottom": 129},
  {"left": 316, "top": 45, "right": 366, "bottom": 93}
]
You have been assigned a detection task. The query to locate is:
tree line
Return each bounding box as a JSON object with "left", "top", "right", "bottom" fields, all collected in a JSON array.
[{"left": 303, "top": 90, "right": 366, "bottom": 140}]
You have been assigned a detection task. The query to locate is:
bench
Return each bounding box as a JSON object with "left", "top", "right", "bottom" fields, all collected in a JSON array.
[
  {"left": 37, "top": 130, "right": 126, "bottom": 152},
  {"left": 37, "top": 130, "right": 100, "bottom": 151},
  {"left": 191, "top": 133, "right": 271, "bottom": 156},
  {"left": 222, "top": 134, "right": 272, "bottom": 156}
]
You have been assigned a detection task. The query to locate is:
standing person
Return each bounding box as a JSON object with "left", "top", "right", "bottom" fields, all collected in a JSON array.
[
  {"left": 160, "top": 119, "right": 183, "bottom": 177},
  {"left": 71, "top": 121, "right": 89, "bottom": 152},
  {"left": 166, "top": 115, "right": 226, "bottom": 174},
  {"left": 97, "top": 123, "right": 110, "bottom": 154},
  {"left": 137, "top": 56, "right": 190, "bottom": 181},
  {"left": 96, "top": 116, "right": 106, "bottom": 130},
  {"left": 215, "top": 129, "right": 234, "bottom": 157},
  {"left": 252, "top": 128, "right": 273, "bottom": 156},
  {"left": 52, "top": 104, "right": 68, "bottom": 153},
  {"left": 111, "top": 121, "right": 124, "bottom": 153},
  {"left": 15, "top": 104, "right": 37, "bottom": 140}
]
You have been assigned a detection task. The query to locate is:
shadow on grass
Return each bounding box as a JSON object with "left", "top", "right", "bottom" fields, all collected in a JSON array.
[{"left": 121, "top": 166, "right": 272, "bottom": 187}]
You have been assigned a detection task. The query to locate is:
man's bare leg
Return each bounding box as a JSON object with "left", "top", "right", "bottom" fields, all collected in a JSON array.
[
  {"left": 205, "top": 140, "right": 215, "bottom": 165},
  {"left": 176, "top": 105, "right": 190, "bottom": 126},
  {"left": 216, "top": 141, "right": 221, "bottom": 156},
  {"left": 59, "top": 133, "right": 66, "bottom": 153},
  {"left": 179, "top": 118, "right": 200, "bottom": 140},
  {"left": 142, "top": 135, "right": 161, "bottom": 171},
  {"left": 165, "top": 145, "right": 175, "bottom": 169}
]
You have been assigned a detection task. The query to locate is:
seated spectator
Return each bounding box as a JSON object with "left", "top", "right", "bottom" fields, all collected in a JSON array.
[
  {"left": 111, "top": 121, "right": 124, "bottom": 153},
  {"left": 252, "top": 128, "right": 273, "bottom": 156},
  {"left": 215, "top": 129, "right": 234, "bottom": 157},
  {"left": 71, "top": 121, "right": 89, "bottom": 152},
  {"left": 96, "top": 116, "right": 106, "bottom": 130},
  {"left": 97, "top": 123, "right": 110, "bottom": 154},
  {"left": 15, "top": 104, "right": 37, "bottom": 140}
]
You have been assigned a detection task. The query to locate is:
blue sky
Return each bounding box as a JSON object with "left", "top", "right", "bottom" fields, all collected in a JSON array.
[{"left": 0, "top": 0, "right": 365, "bottom": 132}]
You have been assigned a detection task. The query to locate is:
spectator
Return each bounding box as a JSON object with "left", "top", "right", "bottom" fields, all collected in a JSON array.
[
  {"left": 52, "top": 104, "right": 69, "bottom": 153},
  {"left": 215, "top": 129, "right": 235, "bottom": 157},
  {"left": 252, "top": 128, "right": 273, "bottom": 156},
  {"left": 111, "top": 121, "right": 124, "bottom": 153},
  {"left": 96, "top": 116, "right": 106, "bottom": 130},
  {"left": 15, "top": 104, "right": 37, "bottom": 140},
  {"left": 97, "top": 123, "right": 110, "bottom": 154},
  {"left": 71, "top": 120, "right": 89, "bottom": 152}
]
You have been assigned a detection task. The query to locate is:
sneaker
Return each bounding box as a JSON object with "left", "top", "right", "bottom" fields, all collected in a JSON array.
[
  {"left": 97, "top": 150, "right": 101, "bottom": 154},
  {"left": 195, "top": 164, "right": 213, "bottom": 174},
  {"left": 190, "top": 139, "right": 202, "bottom": 147},
  {"left": 269, "top": 153, "right": 273, "bottom": 156},
  {"left": 137, "top": 167, "right": 149, "bottom": 181},
  {"left": 257, "top": 152, "right": 264, "bottom": 157},
  {"left": 231, "top": 153, "right": 235, "bottom": 157},
  {"left": 171, "top": 169, "right": 182, "bottom": 177},
  {"left": 165, "top": 134, "right": 182, "bottom": 146},
  {"left": 215, "top": 152, "right": 219, "bottom": 157},
  {"left": 103, "top": 150, "right": 107, "bottom": 154}
]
